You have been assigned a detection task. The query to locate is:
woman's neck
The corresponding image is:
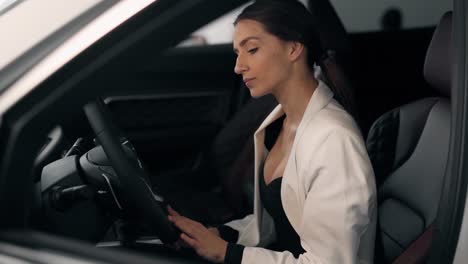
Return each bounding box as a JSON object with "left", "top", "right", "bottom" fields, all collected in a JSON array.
[{"left": 273, "top": 71, "right": 318, "bottom": 130}]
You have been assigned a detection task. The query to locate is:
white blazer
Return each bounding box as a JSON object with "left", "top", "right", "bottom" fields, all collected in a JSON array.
[{"left": 225, "top": 80, "right": 377, "bottom": 264}]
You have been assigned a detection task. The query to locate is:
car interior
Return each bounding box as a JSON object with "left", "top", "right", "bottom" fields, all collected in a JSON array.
[{"left": 4, "top": 0, "right": 453, "bottom": 263}]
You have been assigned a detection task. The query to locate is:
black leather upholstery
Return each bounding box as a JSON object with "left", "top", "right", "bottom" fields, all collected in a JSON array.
[
  {"left": 371, "top": 99, "right": 450, "bottom": 262},
  {"left": 367, "top": 12, "right": 452, "bottom": 263},
  {"left": 367, "top": 98, "right": 439, "bottom": 187}
]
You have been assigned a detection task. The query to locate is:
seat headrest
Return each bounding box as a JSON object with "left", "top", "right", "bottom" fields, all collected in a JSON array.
[
  {"left": 424, "top": 11, "right": 452, "bottom": 97},
  {"left": 308, "top": 0, "right": 351, "bottom": 54}
]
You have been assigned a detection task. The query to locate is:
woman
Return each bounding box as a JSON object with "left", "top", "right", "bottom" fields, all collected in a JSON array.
[{"left": 167, "top": 1, "right": 376, "bottom": 263}]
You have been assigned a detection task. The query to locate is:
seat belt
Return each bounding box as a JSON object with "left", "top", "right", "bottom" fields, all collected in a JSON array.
[{"left": 393, "top": 225, "right": 435, "bottom": 264}]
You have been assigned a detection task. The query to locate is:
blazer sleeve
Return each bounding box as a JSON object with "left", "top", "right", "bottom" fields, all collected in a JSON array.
[
  {"left": 238, "top": 131, "right": 376, "bottom": 264},
  {"left": 224, "top": 213, "right": 255, "bottom": 234},
  {"left": 224, "top": 208, "right": 277, "bottom": 247}
]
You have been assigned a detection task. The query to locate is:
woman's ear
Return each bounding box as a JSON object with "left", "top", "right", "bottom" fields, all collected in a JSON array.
[{"left": 288, "top": 41, "right": 305, "bottom": 62}]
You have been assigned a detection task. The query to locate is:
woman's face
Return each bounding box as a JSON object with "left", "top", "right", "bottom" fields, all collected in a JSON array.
[{"left": 233, "top": 19, "right": 293, "bottom": 98}]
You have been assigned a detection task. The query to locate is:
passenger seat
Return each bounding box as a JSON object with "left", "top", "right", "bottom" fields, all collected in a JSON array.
[{"left": 367, "top": 11, "right": 452, "bottom": 263}]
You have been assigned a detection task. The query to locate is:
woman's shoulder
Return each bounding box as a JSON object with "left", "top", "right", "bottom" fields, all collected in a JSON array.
[
  {"left": 295, "top": 99, "right": 374, "bottom": 182},
  {"left": 294, "top": 98, "right": 369, "bottom": 169},
  {"left": 302, "top": 98, "right": 363, "bottom": 143}
]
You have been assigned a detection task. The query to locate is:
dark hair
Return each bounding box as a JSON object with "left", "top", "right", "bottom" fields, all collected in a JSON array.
[
  {"left": 235, "top": 0, "right": 359, "bottom": 124},
  {"left": 234, "top": 0, "right": 323, "bottom": 67}
]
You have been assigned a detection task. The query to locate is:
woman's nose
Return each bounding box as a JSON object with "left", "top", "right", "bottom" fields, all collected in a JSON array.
[{"left": 234, "top": 56, "right": 247, "bottom": 75}]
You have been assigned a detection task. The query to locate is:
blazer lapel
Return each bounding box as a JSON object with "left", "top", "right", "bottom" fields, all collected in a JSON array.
[
  {"left": 251, "top": 105, "right": 285, "bottom": 242},
  {"left": 281, "top": 80, "right": 335, "bottom": 231}
]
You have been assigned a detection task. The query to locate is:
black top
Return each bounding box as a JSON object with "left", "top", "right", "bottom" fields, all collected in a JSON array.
[
  {"left": 259, "top": 158, "right": 305, "bottom": 257},
  {"left": 223, "top": 115, "right": 304, "bottom": 264}
]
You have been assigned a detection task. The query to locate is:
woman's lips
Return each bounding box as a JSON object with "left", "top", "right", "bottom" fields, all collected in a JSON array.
[{"left": 244, "top": 78, "right": 255, "bottom": 87}]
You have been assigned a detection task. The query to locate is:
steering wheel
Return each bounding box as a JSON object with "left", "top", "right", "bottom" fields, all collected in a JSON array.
[{"left": 84, "top": 99, "right": 179, "bottom": 243}]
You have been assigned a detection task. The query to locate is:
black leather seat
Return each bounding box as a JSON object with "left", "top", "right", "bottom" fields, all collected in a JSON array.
[{"left": 366, "top": 12, "right": 452, "bottom": 263}]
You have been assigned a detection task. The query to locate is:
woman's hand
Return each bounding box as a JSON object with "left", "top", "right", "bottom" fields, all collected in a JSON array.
[
  {"left": 208, "top": 227, "right": 221, "bottom": 237},
  {"left": 167, "top": 206, "right": 228, "bottom": 263}
]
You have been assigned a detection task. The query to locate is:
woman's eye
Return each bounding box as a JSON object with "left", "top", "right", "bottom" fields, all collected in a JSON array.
[{"left": 248, "top": 48, "right": 258, "bottom": 54}]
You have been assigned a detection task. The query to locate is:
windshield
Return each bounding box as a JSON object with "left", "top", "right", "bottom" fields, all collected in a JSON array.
[
  {"left": 0, "top": 0, "right": 118, "bottom": 95},
  {"left": 0, "top": 0, "right": 107, "bottom": 70},
  {"left": 0, "top": 0, "right": 21, "bottom": 15}
]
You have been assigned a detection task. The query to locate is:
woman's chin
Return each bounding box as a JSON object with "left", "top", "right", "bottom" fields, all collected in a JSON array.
[{"left": 248, "top": 88, "right": 268, "bottom": 98}]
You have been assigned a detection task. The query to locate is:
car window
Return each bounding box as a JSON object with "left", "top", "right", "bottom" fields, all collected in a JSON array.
[
  {"left": 179, "top": 0, "right": 309, "bottom": 46},
  {"left": 0, "top": 0, "right": 122, "bottom": 95},
  {"left": 329, "top": 0, "right": 453, "bottom": 32},
  {"left": 0, "top": 0, "right": 107, "bottom": 71},
  {"left": 178, "top": 2, "right": 250, "bottom": 46},
  {"left": 0, "top": 0, "right": 21, "bottom": 15},
  {"left": 179, "top": 0, "right": 452, "bottom": 46}
]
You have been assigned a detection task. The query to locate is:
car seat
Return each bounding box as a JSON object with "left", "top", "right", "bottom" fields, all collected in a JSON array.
[{"left": 367, "top": 11, "right": 452, "bottom": 263}]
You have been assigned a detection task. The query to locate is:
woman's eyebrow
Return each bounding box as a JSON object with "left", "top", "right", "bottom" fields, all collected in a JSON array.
[{"left": 233, "top": 36, "right": 260, "bottom": 53}]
